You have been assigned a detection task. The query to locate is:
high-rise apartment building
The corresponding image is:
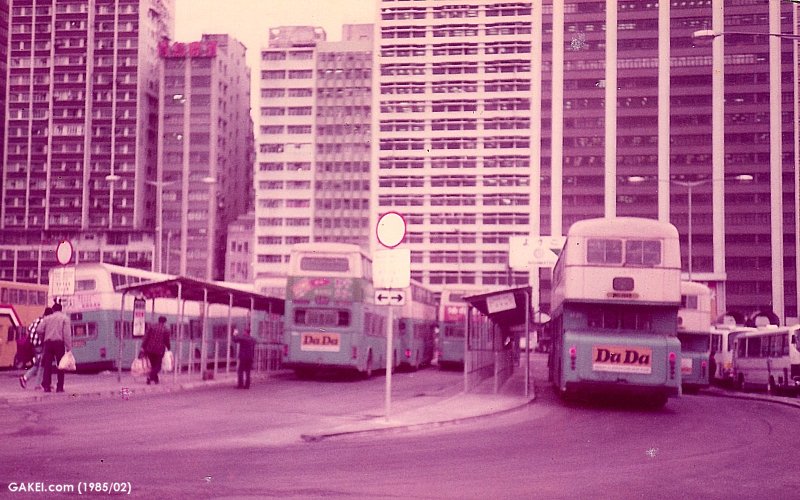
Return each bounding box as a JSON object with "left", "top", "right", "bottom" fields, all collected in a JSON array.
[
  {"left": 1, "top": 0, "right": 9, "bottom": 169},
  {"left": 254, "top": 25, "right": 373, "bottom": 280},
  {"left": 374, "top": 1, "right": 799, "bottom": 323},
  {"left": 1, "top": 0, "right": 174, "bottom": 283},
  {"left": 158, "top": 34, "right": 253, "bottom": 280}
]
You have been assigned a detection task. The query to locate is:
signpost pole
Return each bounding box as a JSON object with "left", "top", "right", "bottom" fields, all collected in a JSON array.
[{"left": 385, "top": 304, "right": 394, "bottom": 421}]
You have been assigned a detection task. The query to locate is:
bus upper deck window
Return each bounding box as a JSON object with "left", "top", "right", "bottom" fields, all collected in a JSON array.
[
  {"left": 587, "top": 239, "right": 622, "bottom": 264},
  {"left": 625, "top": 240, "right": 661, "bottom": 267}
]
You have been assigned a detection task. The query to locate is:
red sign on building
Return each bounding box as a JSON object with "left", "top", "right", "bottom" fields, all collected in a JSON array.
[{"left": 159, "top": 40, "right": 217, "bottom": 59}]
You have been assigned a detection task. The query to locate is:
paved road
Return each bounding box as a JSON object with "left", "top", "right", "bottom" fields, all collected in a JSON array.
[{"left": 1, "top": 358, "right": 798, "bottom": 498}]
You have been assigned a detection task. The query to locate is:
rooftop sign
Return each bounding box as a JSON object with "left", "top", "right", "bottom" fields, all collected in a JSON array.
[{"left": 159, "top": 40, "right": 217, "bottom": 59}]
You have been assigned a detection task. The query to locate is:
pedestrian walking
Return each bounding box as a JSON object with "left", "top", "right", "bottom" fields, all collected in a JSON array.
[
  {"left": 19, "top": 307, "right": 52, "bottom": 389},
  {"left": 37, "top": 303, "right": 72, "bottom": 393},
  {"left": 233, "top": 328, "right": 256, "bottom": 389},
  {"left": 141, "top": 316, "right": 171, "bottom": 385}
]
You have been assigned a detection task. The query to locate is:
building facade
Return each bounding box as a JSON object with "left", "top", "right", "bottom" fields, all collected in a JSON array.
[
  {"left": 253, "top": 25, "right": 373, "bottom": 280},
  {"left": 158, "top": 34, "right": 253, "bottom": 280},
  {"left": 374, "top": 0, "right": 799, "bottom": 323},
  {"left": 1, "top": 0, "right": 174, "bottom": 283}
]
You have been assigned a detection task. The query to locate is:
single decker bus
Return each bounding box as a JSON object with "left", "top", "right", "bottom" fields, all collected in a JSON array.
[
  {"left": 549, "top": 217, "right": 683, "bottom": 407},
  {"left": 677, "top": 281, "right": 712, "bottom": 393}
]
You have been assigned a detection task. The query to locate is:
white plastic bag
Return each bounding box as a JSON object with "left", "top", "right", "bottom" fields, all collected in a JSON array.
[
  {"left": 57, "top": 351, "right": 77, "bottom": 371},
  {"left": 131, "top": 356, "right": 150, "bottom": 377},
  {"left": 161, "top": 350, "right": 174, "bottom": 372}
]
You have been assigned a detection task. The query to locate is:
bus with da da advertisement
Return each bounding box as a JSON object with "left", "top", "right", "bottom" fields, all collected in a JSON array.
[
  {"left": 549, "top": 217, "right": 683, "bottom": 407},
  {"left": 0, "top": 281, "right": 48, "bottom": 368},
  {"left": 677, "top": 281, "right": 712, "bottom": 392},
  {"left": 283, "top": 243, "right": 392, "bottom": 378},
  {"left": 732, "top": 325, "right": 800, "bottom": 395},
  {"left": 47, "top": 263, "right": 266, "bottom": 370}
]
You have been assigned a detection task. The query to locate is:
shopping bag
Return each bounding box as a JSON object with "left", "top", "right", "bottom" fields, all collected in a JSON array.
[
  {"left": 131, "top": 356, "right": 151, "bottom": 377},
  {"left": 57, "top": 351, "right": 77, "bottom": 371},
  {"left": 161, "top": 350, "right": 174, "bottom": 372}
]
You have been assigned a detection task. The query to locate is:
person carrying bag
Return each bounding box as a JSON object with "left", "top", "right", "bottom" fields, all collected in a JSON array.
[{"left": 140, "top": 316, "right": 171, "bottom": 385}]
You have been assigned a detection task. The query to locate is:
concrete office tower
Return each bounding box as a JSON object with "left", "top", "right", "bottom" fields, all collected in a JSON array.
[
  {"left": 158, "top": 34, "right": 253, "bottom": 280},
  {"left": 253, "top": 25, "right": 373, "bottom": 280},
  {"left": 372, "top": 1, "right": 537, "bottom": 290},
  {"left": 0, "top": 0, "right": 174, "bottom": 283},
  {"left": 374, "top": 0, "right": 799, "bottom": 323},
  {"left": 0, "top": 0, "right": 8, "bottom": 171}
]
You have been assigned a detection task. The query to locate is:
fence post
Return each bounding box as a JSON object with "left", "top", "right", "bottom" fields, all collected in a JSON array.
[{"left": 213, "top": 340, "right": 219, "bottom": 377}]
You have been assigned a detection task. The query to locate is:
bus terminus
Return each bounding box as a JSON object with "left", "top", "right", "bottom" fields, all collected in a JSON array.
[
  {"left": 0, "top": 281, "right": 48, "bottom": 368},
  {"left": 732, "top": 325, "right": 800, "bottom": 395},
  {"left": 283, "top": 243, "right": 391, "bottom": 378},
  {"left": 549, "top": 217, "right": 683, "bottom": 407},
  {"left": 677, "top": 281, "right": 712, "bottom": 392}
]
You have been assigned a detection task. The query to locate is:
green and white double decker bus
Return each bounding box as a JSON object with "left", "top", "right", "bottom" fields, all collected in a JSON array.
[
  {"left": 283, "top": 243, "right": 390, "bottom": 378},
  {"left": 549, "top": 217, "right": 683, "bottom": 407},
  {"left": 677, "top": 281, "right": 712, "bottom": 393}
]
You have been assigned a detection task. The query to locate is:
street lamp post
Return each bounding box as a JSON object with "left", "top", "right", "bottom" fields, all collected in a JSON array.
[
  {"left": 145, "top": 179, "right": 179, "bottom": 274},
  {"left": 669, "top": 179, "right": 708, "bottom": 282}
]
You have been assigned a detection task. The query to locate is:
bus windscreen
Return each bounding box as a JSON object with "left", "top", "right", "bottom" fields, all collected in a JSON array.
[{"left": 300, "top": 256, "right": 350, "bottom": 272}]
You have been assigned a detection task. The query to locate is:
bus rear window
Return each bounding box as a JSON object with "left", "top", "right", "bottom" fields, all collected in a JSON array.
[
  {"left": 294, "top": 309, "right": 350, "bottom": 327},
  {"left": 587, "top": 239, "right": 622, "bottom": 264},
  {"left": 625, "top": 240, "right": 661, "bottom": 266},
  {"left": 445, "top": 325, "right": 465, "bottom": 338},
  {"left": 300, "top": 256, "right": 350, "bottom": 272},
  {"left": 678, "top": 333, "right": 710, "bottom": 353}
]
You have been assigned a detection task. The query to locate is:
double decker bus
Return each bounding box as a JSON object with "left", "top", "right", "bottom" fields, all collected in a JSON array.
[
  {"left": 549, "top": 217, "right": 683, "bottom": 407},
  {"left": 283, "top": 243, "right": 390, "bottom": 378},
  {"left": 437, "top": 287, "right": 485, "bottom": 369},
  {"left": 0, "top": 281, "right": 49, "bottom": 368},
  {"left": 396, "top": 282, "right": 438, "bottom": 371},
  {"left": 677, "top": 281, "right": 712, "bottom": 392},
  {"left": 732, "top": 325, "right": 800, "bottom": 394},
  {"left": 48, "top": 263, "right": 267, "bottom": 370}
]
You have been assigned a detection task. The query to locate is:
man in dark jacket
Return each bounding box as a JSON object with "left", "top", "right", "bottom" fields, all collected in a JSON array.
[
  {"left": 233, "top": 328, "right": 256, "bottom": 389},
  {"left": 141, "top": 316, "right": 171, "bottom": 385},
  {"left": 37, "top": 303, "right": 72, "bottom": 393}
]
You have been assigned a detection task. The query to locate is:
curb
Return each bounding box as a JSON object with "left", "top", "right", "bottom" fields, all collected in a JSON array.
[
  {"left": 700, "top": 387, "right": 800, "bottom": 410},
  {"left": 300, "top": 395, "right": 536, "bottom": 443},
  {"left": 0, "top": 372, "right": 278, "bottom": 406}
]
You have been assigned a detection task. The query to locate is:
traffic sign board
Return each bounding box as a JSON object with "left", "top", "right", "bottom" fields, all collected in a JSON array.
[
  {"left": 49, "top": 266, "right": 75, "bottom": 297},
  {"left": 376, "top": 212, "right": 406, "bottom": 248},
  {"left": 56, "top": 240, "right": 73, "bottom": 265},
  {"left": 373, "top": 248, "right": 411, "bottom": 289},
  {"left": 374, "top": 289, "right": 406, "bottom": 306}
]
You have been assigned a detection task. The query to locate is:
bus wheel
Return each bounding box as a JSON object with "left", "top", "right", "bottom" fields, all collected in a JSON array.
[
  {"left": 649, "top": 395, "right": 668, "bottom": 409},
  {"left": 736, "top": 374, "right": 745, "bottom": 391},
  {"left": 363, "top": 351, "right": 373, "bottom": 379},
  {"left": 768, "top": 377, "right": 776, "bottom": 395}
]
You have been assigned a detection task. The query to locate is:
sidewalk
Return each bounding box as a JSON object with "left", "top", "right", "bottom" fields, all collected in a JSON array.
[
  {"left": 702, "top": 384, "right": 800, "bottom": 410},
  {"left": 0, "top": 367, "right": 264, "bottom": 405}
]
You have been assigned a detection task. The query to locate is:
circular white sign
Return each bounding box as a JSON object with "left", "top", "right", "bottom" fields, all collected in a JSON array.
[
  {"left": 376, "top": 212, "right": 406, "bottom": 248},
  {"left": 55, "top": 240, "right": 73, "bottom": 265}
]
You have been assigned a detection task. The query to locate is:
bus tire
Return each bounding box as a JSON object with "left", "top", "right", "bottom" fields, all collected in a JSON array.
[
  {"left": 649, "top": 395, "right": 668, "bottom": 409},
  {"left": 363, "top": 351, "right": 373, "bottom": 379},
  {"left": 736, "top": 374, "right": 745, "bottom": 391},
  {"left": 768, "top": 377, "right": 776, "bottom": 395}
]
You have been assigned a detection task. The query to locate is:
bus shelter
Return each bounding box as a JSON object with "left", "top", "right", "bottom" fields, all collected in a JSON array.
[
  {"left": 463, "top": 286, "right": 532, "bottom": 397},
  {"left": 116, "top": 277, "right": 284, "bottom": 383}
]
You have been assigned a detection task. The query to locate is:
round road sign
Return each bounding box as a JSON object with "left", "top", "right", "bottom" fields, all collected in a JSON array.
[
  {"left": 376, "top": 212, "right": 406, "bottom": 248},
  {"left": 56, "top": 240, "right": 74, "bottom": 265}
]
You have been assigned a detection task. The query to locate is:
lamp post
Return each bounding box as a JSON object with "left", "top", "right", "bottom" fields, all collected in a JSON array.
[
  {"left": 692, "top": 0, "right": 793, "bottom": 321},
  {"left": 145, "top": 179, "right": 179, "bottom": 274},
  {"left": 104, "top": 174, "right": 121, "bottom": 231}
]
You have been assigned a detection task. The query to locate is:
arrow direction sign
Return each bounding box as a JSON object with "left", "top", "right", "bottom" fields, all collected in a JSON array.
[{"left": 374, "top": 289, "right": 406, "bottom": 306}]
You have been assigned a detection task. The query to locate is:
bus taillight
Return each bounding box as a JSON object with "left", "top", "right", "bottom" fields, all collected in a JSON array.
[
  {"left": 283, "top": 344, "right": 288, "bottom": 357},
  {"left": 100, "top": 347, "right": 106, "bottom": 358},
  {"left": 404, "top": 349, "right": 411, "bottom": 359},
  {"left": 351, "top": 347, "right": 358, "bottom": 360},
  {"left": 701, "top": 360, "right": 707, "bottom": 378},
  {"left": 569, "top": 346, "right": 577, "bottom": 370},
  {"left": 669, "top": 352, "right": 677, "bottom": 379}
]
